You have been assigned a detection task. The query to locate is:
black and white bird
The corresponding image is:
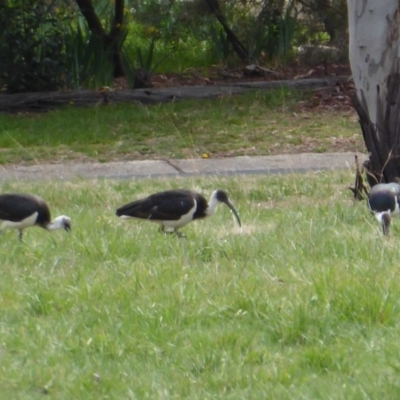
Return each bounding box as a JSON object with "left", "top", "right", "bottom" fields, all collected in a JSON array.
[
  {"left": 367, "top": 182, "right": 400, "bottom": 235},
  {"left": 116, "top": 189, "right": 241, "bottom": 236},
  {"left": 0, "top": 193, "right": 71, "bottom": 241}
]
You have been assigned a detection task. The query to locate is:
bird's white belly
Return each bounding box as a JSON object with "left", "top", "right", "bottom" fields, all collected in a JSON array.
[
  {"left": 159, "top": 202, "right": 197, "bottom": 231},
  {"left": 0, "top": 212, "right": 38, "bottom": 230}
]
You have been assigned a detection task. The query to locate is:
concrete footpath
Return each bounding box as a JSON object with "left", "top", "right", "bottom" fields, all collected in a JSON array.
[{"left": 0, "top": 152, "right": 368, "bottom": 181}]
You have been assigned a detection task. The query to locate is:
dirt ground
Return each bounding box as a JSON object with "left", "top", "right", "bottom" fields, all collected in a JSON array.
[{"left": 150, "top": 63, "right": 350, "bottom": 86}]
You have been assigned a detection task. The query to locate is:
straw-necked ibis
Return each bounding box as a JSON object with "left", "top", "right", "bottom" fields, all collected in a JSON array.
[
  {"left": 0, "top": 193, "right": 71, "bottom": 241},
  {"left": 116, "top": 189, "right": 241, "bottom": 237},
  {"left": 368, "top": 182, "right": 400, "bottom": 235}
]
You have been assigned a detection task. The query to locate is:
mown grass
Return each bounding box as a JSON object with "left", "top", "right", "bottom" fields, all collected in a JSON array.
[
  {"left": 0, "top": 89, "right": 363, "bottom": 165},
  {"left": 1, "top": 171, "right": 400, "bottom": 399}
]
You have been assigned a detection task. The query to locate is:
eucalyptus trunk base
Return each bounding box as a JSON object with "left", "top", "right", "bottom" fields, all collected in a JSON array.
[{"left": 352, "top": 73, "right": 400, "bottom": 185}]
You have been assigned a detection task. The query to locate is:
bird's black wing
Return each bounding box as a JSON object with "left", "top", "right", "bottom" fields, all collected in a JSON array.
[
  {"left": 0, "top": 194, "right": 45, "bottom": 222},
  {"left": 116, "top": 190, "right": 196, "bottom": 221}
]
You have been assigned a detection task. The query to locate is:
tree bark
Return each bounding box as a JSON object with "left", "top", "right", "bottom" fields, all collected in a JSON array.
[
  {"left": 203, "top": 0, "right": 249, "bottom": 63},
  {"left": 75, "top": 0, "right": 125, "bottom": 78},
  {"left": 347, "top": 0, "right": 400, "bottom": 184}
]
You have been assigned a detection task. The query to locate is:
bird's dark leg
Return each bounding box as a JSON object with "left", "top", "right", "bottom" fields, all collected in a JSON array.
[
  {"left": 175, "top": 231, "right": 186, "bottom": 239},
  {"left": 18, "top": 229, "right": 23, "bottom": 242}
]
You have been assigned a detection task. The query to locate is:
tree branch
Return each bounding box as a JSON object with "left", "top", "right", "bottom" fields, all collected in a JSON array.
[
  {"left": 75, "top": 0, "right": 126, "bottom": 78},
  {"left": 203, "top": 0, "right": 249, "bottom": 62},
  {"left": 75, "top": 0, "right": 105, "bottom": 38}
]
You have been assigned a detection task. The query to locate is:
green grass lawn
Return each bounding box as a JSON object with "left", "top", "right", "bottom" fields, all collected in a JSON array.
[
  {"left": 1, "top": 171, "right": 399, "bottom": 399},
  {"left": 0, "top": 89, "right": 364, "bottom": 165}
]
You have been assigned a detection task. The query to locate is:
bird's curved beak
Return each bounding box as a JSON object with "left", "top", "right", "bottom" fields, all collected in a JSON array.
[{"left": 224, "top": 200, "right": 241, "bottom": 227}]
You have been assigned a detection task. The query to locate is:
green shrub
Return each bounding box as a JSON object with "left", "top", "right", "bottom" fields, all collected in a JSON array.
[{"left": 0, "top": 0, "right": 70, "bottom": 93}]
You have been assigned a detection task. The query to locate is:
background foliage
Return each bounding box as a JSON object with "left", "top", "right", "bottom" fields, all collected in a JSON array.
[
  {"left": 0, "top": 0, "right": 72, "bottom": 92},
  {"left": 0, "top": 0, "right": 348, "bottom": 93}
]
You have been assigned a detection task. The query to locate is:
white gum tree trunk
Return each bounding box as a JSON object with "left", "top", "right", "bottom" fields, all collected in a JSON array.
[{"left": 347, "top": 0, "right": 400, "bottom": 184}]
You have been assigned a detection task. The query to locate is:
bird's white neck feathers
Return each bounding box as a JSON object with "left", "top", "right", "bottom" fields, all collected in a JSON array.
[
  {"left": 48, "top": 215, "right": 70, "bottom": 230},
  {"left": 206, "top": 190, "right": 220, "bottom": 217}
]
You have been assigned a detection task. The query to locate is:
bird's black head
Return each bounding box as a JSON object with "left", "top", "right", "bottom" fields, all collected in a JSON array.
[
  {"left": 215, "top": 189, "right": 241, "bottom": 227},
  {"left": 216, "top": 189, "right": 229, "bottom": 203},
  {"left": 63, "top": 216, "right": 72, "bottom": 232}
]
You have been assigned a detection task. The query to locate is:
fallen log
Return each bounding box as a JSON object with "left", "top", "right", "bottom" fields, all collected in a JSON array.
[{"left": 0, "top": 76, "right": 350, "bottom": 113}]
